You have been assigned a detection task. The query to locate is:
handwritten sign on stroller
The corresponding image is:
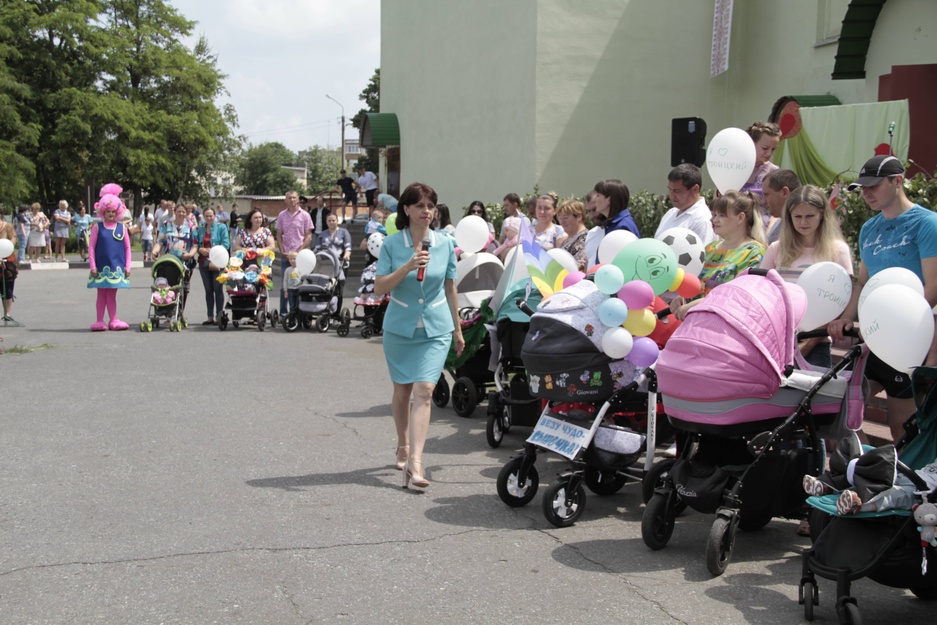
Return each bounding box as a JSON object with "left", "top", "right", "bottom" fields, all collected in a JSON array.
[{"left": 527, "top": 415, "right": 590, "bottom": 460}]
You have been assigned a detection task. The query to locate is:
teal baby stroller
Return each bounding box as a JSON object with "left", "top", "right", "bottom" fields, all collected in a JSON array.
[{"left": 799, "top": 365, "right": 937, "bottom": 624}]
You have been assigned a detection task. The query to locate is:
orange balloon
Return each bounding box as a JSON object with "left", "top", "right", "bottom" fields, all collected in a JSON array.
[
  {"left": 676, "top": 273, "right": 702, "bottom": 298},
  {"left": 587, "top": 263, "right": 604, "bottom": 275}
]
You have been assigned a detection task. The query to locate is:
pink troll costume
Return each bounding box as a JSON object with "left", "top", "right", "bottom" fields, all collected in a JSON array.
[{"left": 87, "top": 183, "right": 131, "bottom": 331}]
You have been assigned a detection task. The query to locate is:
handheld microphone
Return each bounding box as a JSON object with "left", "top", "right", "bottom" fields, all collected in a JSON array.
[
  {"left": 888, "top": 121, "right": 896, "bottom": 134},
  {"left": 416, "top": 237, "right": 431, "bottom": 282}
]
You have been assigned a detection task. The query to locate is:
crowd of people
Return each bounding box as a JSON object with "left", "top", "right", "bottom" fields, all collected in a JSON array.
[{"left": 3, "top": 124, "right": 936, "bottom": 503}]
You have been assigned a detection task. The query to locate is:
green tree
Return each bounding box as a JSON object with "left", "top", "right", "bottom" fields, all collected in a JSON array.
[
  {"left": 236, "top": 142, "right": 301, "bottom": 196},
  {"left": 0, "top": 17, "right": 38, "bottom": 207},
  {"left": 299, "top": 145, "right": 341, "bottom": 194},
  {"left": 351, "top": 68, "right": 380, "bottom": 173}
]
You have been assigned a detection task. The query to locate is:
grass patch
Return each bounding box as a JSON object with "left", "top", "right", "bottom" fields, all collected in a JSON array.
[{"left": 2, "top": 343, "right": 55, "bottom": 355}]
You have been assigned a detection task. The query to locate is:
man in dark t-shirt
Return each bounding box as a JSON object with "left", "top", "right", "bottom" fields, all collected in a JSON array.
[{"left": 335, "top": 169, "right": 357, "bottom": 223}]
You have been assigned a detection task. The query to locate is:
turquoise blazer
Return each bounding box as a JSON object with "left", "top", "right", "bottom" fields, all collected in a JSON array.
[
  {"left": 377, "top": 228, "right": 458, "bottom": 338},
  {"left": 195, "top": 221, "right": 230, "bottom": 249}
]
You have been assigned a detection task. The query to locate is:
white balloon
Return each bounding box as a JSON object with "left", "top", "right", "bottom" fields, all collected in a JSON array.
[
  {"left": 601, "top": 327, "right": 634, "bottom": 360},
  {"left": 858, "top": 267, "right": 924, "bottom": 313},
  {"left": 859, "top": 284, "right": 935, "bottom": 374},
  {"left": 295, "top": 249, "right": 317, "bottom": 275},
  {"left": 796, "top": 262, "right": 853, "bottom": 331},
  {"left": 208, "top": 245, "right": 229, "bottom": 269},
  {"left": 367, "top": 233, "right": 384, "bottom": 258},
  {"left": 657, "top": 227, "right": 706, "bottom": 277},
  {"left": 0, "top": 239, "right": 13, "bottom": 258},
  {"left": 598, "top": 230, "right": 638, "bottom": 264},
  {"left": 547, "top": 248, "right": 578, "bottom": 273},
  {"left": 455, "top": 215, "right": 489, "bottom": 254},
  {"left": 706, "top": 127, "right": 757, "bottom": 194}
]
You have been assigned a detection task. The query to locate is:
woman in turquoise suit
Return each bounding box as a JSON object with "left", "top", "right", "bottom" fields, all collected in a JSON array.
[{"left": 375, "top": 182, "right": 464, "bottom": 489}]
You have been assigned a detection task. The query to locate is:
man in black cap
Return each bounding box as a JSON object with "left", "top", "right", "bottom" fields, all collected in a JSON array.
[{"left": 829, "top": 155, "right": 937, "bottom": 441}]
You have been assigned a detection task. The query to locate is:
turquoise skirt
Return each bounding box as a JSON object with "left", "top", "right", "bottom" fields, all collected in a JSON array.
[{"left": 383, "top": 327, "right": 451, "bottom": 384}]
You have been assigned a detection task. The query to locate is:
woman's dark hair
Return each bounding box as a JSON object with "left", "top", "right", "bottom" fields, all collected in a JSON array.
[
  {"left": 465, "top": 200, "right": 487, "bottom": 220},
  {"left": 435, "top": 203, "right": 452, "bottom": 228},
  {"left": 395, "top": 182, "right": 438, "bottom": 231},
  {"left": 593, "top": 179, "right": 630, "bottom": 219},
  {"left": 244, "top": 208, "right": 265, "bottom": 230}
]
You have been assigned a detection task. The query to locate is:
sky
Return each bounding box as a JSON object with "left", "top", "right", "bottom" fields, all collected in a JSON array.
[{"left": 169, "top": 0, "right": 381, "bottom": 154}]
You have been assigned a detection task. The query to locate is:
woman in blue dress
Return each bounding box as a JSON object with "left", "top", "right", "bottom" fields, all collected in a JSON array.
[{"left": 374, "top": 182, "right": 464, "bottom": 489}]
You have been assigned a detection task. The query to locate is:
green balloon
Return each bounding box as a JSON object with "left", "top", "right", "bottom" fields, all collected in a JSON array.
[
  {"left": 384, "top": 219, "right": 399, "bottom": 236},
  {"left": 611, "top": 238, "right": 678, "bottom": 295}
]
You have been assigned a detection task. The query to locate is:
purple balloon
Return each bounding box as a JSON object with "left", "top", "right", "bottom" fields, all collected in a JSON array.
[
  {"left": 617, "top": 280, "right": 655, "bottom": 310},
  {"left": 563, "top": 271, "right": 586, "bottom": 289},
  {"left": 627, "top": 336, "right": 659, "bottom": 367}
]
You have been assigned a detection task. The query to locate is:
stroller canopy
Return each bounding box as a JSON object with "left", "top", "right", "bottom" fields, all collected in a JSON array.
[
  {"left": 152, "top": 254, "right": 187, "bottom": 286},
  {"left": 657, "top": 269, "right": 807, "bottom": 402},
  {"left": 310, "top": 248, "right": 342, "bottom": 279},
  {"left": 457, "top": 252, "right": 504, "bottom": 309}
]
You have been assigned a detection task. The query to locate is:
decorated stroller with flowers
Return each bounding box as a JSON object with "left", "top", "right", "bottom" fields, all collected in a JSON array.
[
  {"left": 216, "top": 249, "right": 276, "bottom": 331},
  {"left": 643, "top": 267, "right": 871, "bottom": 577}
]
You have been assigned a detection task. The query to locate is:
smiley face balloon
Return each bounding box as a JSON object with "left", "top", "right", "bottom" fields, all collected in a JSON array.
[{"left": 611, "top": 238, "right": 678, "bottom": 296}]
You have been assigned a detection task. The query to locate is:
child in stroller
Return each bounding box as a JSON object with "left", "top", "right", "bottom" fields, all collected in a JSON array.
[
  {"left": 644, "top": 268, "right": 869, "bottom": 576},
  {"left": 496, "top": 279, "right": 671, "bottom": 528},
  {"left": 140, "top": 254, "right": 189, "bottom": 332},
  {"left": 216, "top": 249, "right": 276, "bottom": 331},
  {"left": 798, "top": 364, "right": 937, "bottom": 624},
  {"left": 337, "top": 259, "right": 388, "bottom": 339},
  {"left": 283, "top": 247, "right": 347, "bottom": 333}
]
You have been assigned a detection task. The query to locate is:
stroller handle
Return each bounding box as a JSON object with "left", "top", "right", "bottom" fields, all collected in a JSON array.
[
  {"left": 796, "top": 327, "right": 861, "bottom": 341},
  {"left": 515, "top": 298, "right": 536, "bottom": 317}
]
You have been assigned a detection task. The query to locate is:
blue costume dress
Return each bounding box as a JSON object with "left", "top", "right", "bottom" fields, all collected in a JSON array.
[
  {"left": 87, "top": 222, "right": 130, "bottom": 289},
  {"left": 377, "top": 229, "right": 458, "bottom": 384}
]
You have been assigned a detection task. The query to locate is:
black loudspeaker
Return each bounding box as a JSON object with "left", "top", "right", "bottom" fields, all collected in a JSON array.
[{"left": 671, "top": 117, "right": 707, "bottom": 167}]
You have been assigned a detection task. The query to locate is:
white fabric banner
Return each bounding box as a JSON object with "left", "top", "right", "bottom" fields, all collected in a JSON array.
[{"left": 711, "top": 0, "right": 734, "bottom": 78}]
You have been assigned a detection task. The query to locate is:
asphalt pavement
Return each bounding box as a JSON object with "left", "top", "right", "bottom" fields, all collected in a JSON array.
[{"left": 1, "top": 263, "right": 932, "bottom": 624}]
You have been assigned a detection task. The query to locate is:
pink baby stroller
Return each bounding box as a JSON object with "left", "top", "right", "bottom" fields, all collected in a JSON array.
[{"left": 642, "top": 268, "right": 869, "bottom": 576}]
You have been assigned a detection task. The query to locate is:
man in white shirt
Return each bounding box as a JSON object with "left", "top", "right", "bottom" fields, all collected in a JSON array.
[
  {"left": 154, "top": 200, "right": 171, "bottom": 232},
  {"left": 356, "top": 166, "right": 379, "bottom": 209},
  {"left": 654, "top": 164, "right": 715, "bottom": 245}
]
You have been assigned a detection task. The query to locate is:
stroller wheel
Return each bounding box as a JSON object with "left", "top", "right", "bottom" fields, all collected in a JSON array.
[
  {"left": 432, "top": 375, "right": 449, "bottom": 408},
  {"left": 836, "top": 597, "right": 862, "bottom": 625},
  {"left": 282, "top": 314, "right": 299, "bottom": 333},
  {"left": 336, "top": 323, "right": 349, "bottom": 337},
  {"left": 452, "top": 376, "right": 478, "bottom": 418},
  {"left": 583, "top": 467, "right": 627, "bottom": 496},
  {"left": 315, "top": 315, "right": 330, "bottom": 332},
  {"left": 182, "top": 317, "right": 188, "bottom": 329},
  {"left": 139, "top": 321, "right": 148, "bottom": 332},
  {"left": 496, "top": 457, "right": 539, "bottom": 507},
  {"left": 541, "top": 480, "right": 587, "bottom": 528},
  {"left": 641, "top": 492, "right": 676, "bottom": 550},
  {"left": 360, "top": 325, "right": 374, "bottom": 339},
  {"left": 218, "top": 315, "right": 228, "bottom": 331},
  {"left": 341, "top": 307, "right": 351, "bottom": 326},
  {"left": 256, "top": 311, "right": 266, "bottom": 331},
  {"left": 705, "top": 514, "right": 737, "bottom": 577},
  {"left": 269, "top": 312, "right": 278, "bottom": 328},
  {"left": 486, "top": 411, "right": 504, "bottom": 448},
  {"left": 800, "top": 579, "right": 818, "bottom": 621}
]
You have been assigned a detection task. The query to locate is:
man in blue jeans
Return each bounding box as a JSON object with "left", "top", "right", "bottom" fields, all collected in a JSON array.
[
  {"left": 15, "top": 206, "right": 30, "bottom": 264},
  {"left": 275, "top": 190, "right": 313, "bottom": 318}
]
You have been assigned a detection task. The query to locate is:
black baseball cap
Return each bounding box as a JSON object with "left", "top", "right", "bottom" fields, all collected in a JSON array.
[{"left": 848, "top": 155, "right": 905, "bottom": 190}]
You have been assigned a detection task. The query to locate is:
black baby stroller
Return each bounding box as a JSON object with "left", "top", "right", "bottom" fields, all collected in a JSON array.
[
  {"left": 495, "top": 279, "right": 668, "bottom": 528},
  {"left": 337, "top": 261, "right": 387, "bottom": 339},
  {"left": 644, "top": 268, "right": 869, "bottom": 576},
  {"left": 485, "top": 278, "right": 543, "bottom": 448},
  {"left": 798, "top": 365, "right": 937, "bottom": 624},
  {"left": 283, "top": 247, "right": 348, "bottom": 333},
  {"left": 217, "top": 250, "right": 276, "bottom": 331},
  {"left": 140, "top": 254, "right": 190, "bottom": 332}
]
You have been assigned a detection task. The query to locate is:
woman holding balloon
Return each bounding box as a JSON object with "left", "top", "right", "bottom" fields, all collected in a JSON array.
[
  {"left": 759, "top": 185, "right": 852, "bottom": 367},
  {"left": 670, "top": 190, "right": 765, "bottom": 320},
  {"left": 194, "top": 206, "right": 230, "bottom": 325}
]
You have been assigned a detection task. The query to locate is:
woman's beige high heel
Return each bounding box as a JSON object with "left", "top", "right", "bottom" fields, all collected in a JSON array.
[
  {"left": 395, "top": 445, "right": 409, "bottom": 471},
  {"left": 402, "top": 459, "right": 429, "bottom": 489}
]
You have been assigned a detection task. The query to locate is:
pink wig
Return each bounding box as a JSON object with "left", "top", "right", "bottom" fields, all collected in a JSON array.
[
  {"left": 94, "top": 193, "right": 128, "bottom": 220},
  {"left": 99, "top": 183, "right": 123, "bottom": 198}
]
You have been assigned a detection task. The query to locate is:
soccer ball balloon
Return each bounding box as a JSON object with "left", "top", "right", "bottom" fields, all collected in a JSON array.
[{"left": 658, "top": 227, "right": 705, "bottom": 278}]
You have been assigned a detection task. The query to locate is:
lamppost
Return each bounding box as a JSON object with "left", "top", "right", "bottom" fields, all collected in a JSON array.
[{"left": 325, "top": 94, "right": 345, "bottom": 170}]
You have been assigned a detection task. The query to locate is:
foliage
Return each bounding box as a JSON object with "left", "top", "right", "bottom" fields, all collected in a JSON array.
[
  {"left": 299, "top": 145, "right": 341, "bottom": 194},
  {"left": 1, "top": 0, "right": 238, "bottom": 212},
  {"left": 0, "top": 17, "right": 38, "bottom": 207},
  {"left": 235, "top": 142, "right": 302, "bottom": 196},
  {"left": 351, "top": 68, "right": 380, "bottom": 173}
]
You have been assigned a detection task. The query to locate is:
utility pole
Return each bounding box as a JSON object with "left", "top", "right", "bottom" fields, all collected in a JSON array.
[{"left": 326, "top": 94, "right": 345, "bottom": 170}]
